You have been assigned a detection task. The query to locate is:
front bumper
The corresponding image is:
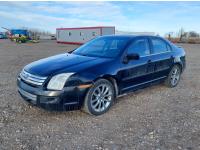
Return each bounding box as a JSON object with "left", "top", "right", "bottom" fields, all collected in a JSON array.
[{"left": 17, "top": 78, "right": 88, "bottom": 111}]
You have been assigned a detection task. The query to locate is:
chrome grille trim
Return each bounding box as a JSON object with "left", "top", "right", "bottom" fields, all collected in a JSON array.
[{"left": 20, "top": 70, "right": 47, "bottom": 86}]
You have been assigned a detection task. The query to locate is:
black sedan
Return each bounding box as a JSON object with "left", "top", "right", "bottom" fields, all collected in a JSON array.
[{"left": 17, "top": 35, "right": 186, "bottom": 115}]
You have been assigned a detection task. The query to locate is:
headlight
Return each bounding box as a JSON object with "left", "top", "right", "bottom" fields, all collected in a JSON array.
[{"left": 47, "top": 73, "right": 74, "bottom": 90}]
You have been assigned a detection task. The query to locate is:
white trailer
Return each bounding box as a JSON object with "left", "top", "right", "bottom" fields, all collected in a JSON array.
[{"left": 56, "top": 26, "right": 115, "bottom": 44}]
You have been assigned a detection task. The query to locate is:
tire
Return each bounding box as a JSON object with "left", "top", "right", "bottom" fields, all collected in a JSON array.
[
  {"left": 165, "top": 65, "right": 181, "bottom": 88},
  {"left": 83, "top": 79, "right": 115, "bottom": 115}
]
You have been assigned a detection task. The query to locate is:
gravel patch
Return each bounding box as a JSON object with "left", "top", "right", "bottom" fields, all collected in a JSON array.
[{"left": 0, "top": 39, "right": 200, "bottom": 150}]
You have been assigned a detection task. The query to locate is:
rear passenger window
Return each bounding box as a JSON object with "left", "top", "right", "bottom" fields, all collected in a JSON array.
[
  {"left": 151, "top": 38, "right": 169, "bottom": 54},
  {"left": 127, "top": 38, "right": 150, "bottom": 56}
]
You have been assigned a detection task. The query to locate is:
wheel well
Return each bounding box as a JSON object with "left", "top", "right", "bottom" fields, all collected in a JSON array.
[
  {"left": 174, "top": 63, "right": 183, "bottom": 73},
  {"left": 96, "top": 76, "right": 119, "bottom": 97}
]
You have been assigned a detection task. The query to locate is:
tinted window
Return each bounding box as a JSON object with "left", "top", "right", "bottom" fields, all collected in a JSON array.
[
  {"left": 92, "top": 32, "right": 96, "bottom": 36},
  {"left": 73, "top": 37, "right": 131, "bottom": 58},
  {"left": 127, "top": 38, "right": 150, "bottom": 56},
  {"left": 152, "top": 38, "right": 169, "bottom": 54}
]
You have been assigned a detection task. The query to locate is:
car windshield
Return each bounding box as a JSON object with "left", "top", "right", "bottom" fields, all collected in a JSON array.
[{"left": 73, "top": 36, "right": 131, "bottom": 58}]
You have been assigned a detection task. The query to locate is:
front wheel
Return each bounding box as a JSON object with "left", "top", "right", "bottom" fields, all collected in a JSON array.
[
  {"left": 165, "top": 65, "right": 181, "bottom": 88},
  {"left": 83, "top": 79, "right": 115, "bottom": 115}
]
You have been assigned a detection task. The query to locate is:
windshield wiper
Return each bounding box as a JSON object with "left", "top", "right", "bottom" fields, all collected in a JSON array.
[
  {"left": 74, "top": 52, "right": 88, "bottom": 57},
  {"left": 80, "top": 53, "right": 88, "bottom": 56}
]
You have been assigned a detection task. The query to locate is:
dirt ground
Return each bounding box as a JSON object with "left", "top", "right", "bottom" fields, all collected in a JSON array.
[{"left": 0, "top": 39, "right": 200, "bottom": 150}]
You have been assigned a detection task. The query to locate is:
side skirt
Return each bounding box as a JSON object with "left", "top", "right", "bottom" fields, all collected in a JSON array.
[{"left": 120, "top": 76, "right": 167, "bottom": 94}]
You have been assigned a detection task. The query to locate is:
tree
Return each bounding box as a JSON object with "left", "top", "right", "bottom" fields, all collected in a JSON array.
[
  {"left": 188, "top": 31, "right": 199, "bottom": 38},
  {"left": 178, "top": 28, "right": 187, "bottom": 41}
]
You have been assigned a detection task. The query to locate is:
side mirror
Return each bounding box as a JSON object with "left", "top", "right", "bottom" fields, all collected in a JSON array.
[
  {"left": 127, "top": 53, "right": 140, "bottom": 60},
  {"left": 123, "top": 53, "right": 139, "bottom": 64}
]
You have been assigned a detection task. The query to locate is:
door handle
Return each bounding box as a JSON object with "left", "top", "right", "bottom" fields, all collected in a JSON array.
[{"left": 147, "top": 60, "right": 151, "bottom": 63}]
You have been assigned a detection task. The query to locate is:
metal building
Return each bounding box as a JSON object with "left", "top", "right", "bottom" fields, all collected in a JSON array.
[{"left": 56, "top": 26, "right": 115, "bottom": 44}]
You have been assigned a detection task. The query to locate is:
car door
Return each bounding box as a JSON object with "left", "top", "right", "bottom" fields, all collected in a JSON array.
[
  {"left": 149, "top": 37, "right": 174, "bottom": 79},
  {"left": 119, "top": 37, "right": 152, "bottom": 93}
]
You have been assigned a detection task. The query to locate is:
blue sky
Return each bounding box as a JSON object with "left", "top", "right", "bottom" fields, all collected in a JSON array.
[{"left": 0, "top": 1, "right": 200, "bottom": 35}]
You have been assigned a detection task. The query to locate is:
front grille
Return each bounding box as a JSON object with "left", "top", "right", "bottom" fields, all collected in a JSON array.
[{"left": 20, "top": 70, "right": 47, "bottom": 86}]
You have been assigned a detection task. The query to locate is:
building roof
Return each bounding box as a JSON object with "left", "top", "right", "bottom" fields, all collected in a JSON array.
[{"left": 56, "top": 26, "right": 115, "bottom": 30}]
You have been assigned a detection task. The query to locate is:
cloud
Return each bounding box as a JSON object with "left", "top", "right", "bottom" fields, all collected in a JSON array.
[
  {"left": 0, "top": 1, "right": 200, "bottom": 35},
  {"left": 0, "top": 2, "right": 128, "bottom": 32}
]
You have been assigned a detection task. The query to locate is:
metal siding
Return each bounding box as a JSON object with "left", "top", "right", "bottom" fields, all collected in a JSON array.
[
  {"left": 56, "top": 28, "right": 101, "bottom": 44},
  {"left": 101, "top": 27, "right": 115, "bottom": 35}
]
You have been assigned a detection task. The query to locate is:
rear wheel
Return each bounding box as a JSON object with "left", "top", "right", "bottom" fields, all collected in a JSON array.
[
  {"left": 165, "top": 65, "right": 181, "bottom": 87},
  {"left": 83, "top": 79, "right": 115, "bottom": 115}
]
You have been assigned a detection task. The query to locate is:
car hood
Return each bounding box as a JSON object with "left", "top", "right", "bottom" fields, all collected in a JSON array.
[{"left": 24, "top": 53, "right": 110, "bottom": 76}]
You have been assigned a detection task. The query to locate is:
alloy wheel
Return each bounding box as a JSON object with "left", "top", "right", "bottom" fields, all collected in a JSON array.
[
  {"left": 90, "top": 84, "right": 113, "bottom": 113},
  {"left": 170, "top": 67, "right": 180, "bottom": 86}
]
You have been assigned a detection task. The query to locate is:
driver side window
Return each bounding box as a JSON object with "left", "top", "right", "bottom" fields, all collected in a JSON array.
[{"left": 127, "top": 38, "right": 150, "bottom": 57}]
